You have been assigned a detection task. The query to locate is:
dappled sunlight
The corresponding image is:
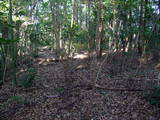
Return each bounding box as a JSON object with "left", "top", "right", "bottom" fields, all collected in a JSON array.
[
  {"left": 16, "top": 68, "right": 25, "bottom": 76},
  {"left": 73, "top": 53, "right": 88, "bottom": 59},
  {"left": 36, "top": 58, "right": 56, "bottom": 65},
  {"left": 0, "top": 0, "right": 159, "bottom": 119},
  {"left": 73, "top": 51, "right": 107, "bottom": 59}
]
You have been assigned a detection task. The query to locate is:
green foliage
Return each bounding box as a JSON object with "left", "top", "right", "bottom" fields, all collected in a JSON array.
[
  {"left": 55, "top": 87, "right": 65, "bottom": 93},
  {"left": 19, "top": 67, "right": 37, "bottom": 88},
  {"left": 8, "top": 95, "right": 27, "bottom": 104},
  {"left": 73, "top": 43, "right": 88, "bottom": 52},
  {"left": 145, "top": 86, "right": 160, "bottom": 106},
  {"left": 62, "top": 23, "right": 89, "bottom": 45},
  {"left": 0, "top": 1, "right": 8, "bottom": 13},
  {"left": 0, "top": 38, "right": 19, "bottom": 45},
  {"left": 75, "top": 30, "right": 88, "bottom": 44},
  {"left": 30, "top": 33, "right": 39, "bottom": 44},
  {"left": 62, "top": 24, "right": 80, "bottom": 39},
  {"left": 31, "top": 52, "right": 39, "bottom": 58},
  {"left": 0, "top": 95, "right": 27, "bottom": 109},
  {"left": 15, "top": 9, "right": 26, "bottom": 16}
]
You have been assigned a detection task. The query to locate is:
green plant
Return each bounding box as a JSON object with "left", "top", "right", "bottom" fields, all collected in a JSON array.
[
  {"left": 55, "top": 87, "right": 65, "bottom": 93},
  {"left": 0, "top": 95, "right": 28, "bottom": 109},
  {"left": 19, "top": 67, "right": 37, "bottom": 88},
  {"left": 145, "top": 86, "right": 160, "bottom": 106},
  {"left": 8, "top": 95, "right": 26, "bottom": 104}
]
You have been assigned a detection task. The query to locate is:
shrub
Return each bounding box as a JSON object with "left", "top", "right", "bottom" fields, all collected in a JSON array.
[
  {"left": 19, "top": 67, "right": 37, "bottom": 88},
  {"left": 8, "top": 95, "right": 27, "bottom": 104},
  {"left": 145, "top": 86, "right": 160, "bottom": 106}
]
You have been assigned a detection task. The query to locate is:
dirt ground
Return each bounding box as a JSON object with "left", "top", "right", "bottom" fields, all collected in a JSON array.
[{"left": 0, "top": 48, "right": 160, "bottom": 120}]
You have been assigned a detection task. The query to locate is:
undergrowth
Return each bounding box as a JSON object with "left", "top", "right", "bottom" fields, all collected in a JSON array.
[
  {"left": 19, "top": 67, "right": 37, "bottom": 88},
  {"left": 145, "top": 86, "right": 160, "bottom": 106}
]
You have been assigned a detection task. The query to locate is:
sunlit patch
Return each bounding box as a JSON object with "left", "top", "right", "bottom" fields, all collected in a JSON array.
[
  {"left": 37, "top": 58, "right": 46, "bottom": 65},
  {"left": 102, "top": 52, "right": 106, "bottom": 56},
  {"left": 46, "top": 58, "right": 55, "bottom": 62},
  {"left": 41, "top": 46, "right": 49, "bottom": 49},
  {"left": 36, "top": 57, "right": 56, "bottom": 65},
  {"left": 73, "top": 51, "right": 107, "bottom": 59},
  {"left": 73, "top": 54, "right": 88, "bottom": 59},
  {"left": 76, "top": 64, "right": 87, "bottom": 70},
  {"left": 16, "top": 68, "right": 26, "bottom": 76}
]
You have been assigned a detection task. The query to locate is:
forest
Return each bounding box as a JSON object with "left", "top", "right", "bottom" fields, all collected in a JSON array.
[{"left": 0, "top": 0, "right": 160, "bottom": 119}]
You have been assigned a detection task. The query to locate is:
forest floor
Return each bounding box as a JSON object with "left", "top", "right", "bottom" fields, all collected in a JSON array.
[{"left": 0, "top": 47, "right": 160, "bottom": 120}]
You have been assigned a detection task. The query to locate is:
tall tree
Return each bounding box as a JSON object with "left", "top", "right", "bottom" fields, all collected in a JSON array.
[
  {"left": 95, "top": 0, "right": 104, "bottom": 58},
  {"left": 71, "top": 0, "right": 78, "bottom": 27},
  {"left": 49, "top": 0, "right": 61, "bottom": 50},
  {"left": 8, "top": 0, "right": 17, "bottom": 86}
]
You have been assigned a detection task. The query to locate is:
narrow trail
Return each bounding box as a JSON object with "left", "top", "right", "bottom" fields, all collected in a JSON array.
[{"left": 1, "top": 47, "right": 159, "bottom": 120}]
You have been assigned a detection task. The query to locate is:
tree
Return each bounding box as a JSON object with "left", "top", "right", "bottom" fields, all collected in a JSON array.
[
  {"left": 95, "top": 0, "right": 104, "bottom": 58},
  {"left": 71, "top": 0, "right": 78, "bottom": 27},
  {"left": 8, "top": 0, "right": 17, "bottom": 86}
]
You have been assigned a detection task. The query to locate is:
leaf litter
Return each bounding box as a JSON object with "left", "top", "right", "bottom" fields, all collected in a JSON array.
[{"left": 0, "top": 48, "right": 160, "bottom": 120}]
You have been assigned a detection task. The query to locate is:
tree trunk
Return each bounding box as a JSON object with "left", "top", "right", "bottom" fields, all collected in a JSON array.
[
  {"left": 87, "top": 0, "right": 92, "bottom": 57},
  {"left": 50, "top": 0, "right": 60, "bottom": 50},
  {"left": 71, "top": 0, "right": 78, "bottom": 27},
  {"left": 8, "top": 0, "right": 17, "bottom": 86},
  {"left": 128, "top": 8, "right": 133, "bottom": 51},
  {"left": 95, "top": 0, "right": 104, "bottom": 58},
  {"left": 110, "top": 0, "right": 118, "bottom": 51},
  {"left": 138, "top": 0, "right": 145, "bottom": 55}
]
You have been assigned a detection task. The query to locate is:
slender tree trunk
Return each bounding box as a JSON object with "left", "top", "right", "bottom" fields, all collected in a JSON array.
[
  {"left": 138, "top": 0, "right": 145, "bottom": 55},
  {"left": 50, "top": 0, "right": 60, "bottom": 50},
  {"left": 71, "top": 0, "right": 78, "bottom": 27},
  {"left": 111, "top": 0, "right": 117, "bottom": 51},
  {"left": 128, "top": 8, "right": 133, "bottom": 51},
  {"left": 87, "top": 0, "right": 92, "bottom": 57},
  {"left": 35, "top": 1, "right": 39, "bottom": 56},
  {"left": 79, "top": 3, "right": 83, "bottom": 27},
  {"left": 8, "top": 0, "right": 17, "bottom": 86},
  {"left": 95, "top": 0, "right": 104, "bottom": 58},
  {"left": 143, "top": 0, "right": 148, "bottom": 54}
]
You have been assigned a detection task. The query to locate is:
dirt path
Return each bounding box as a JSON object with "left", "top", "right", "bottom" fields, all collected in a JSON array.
[{"left": 0, "top": 48, "right": 159, "bottom": 120}]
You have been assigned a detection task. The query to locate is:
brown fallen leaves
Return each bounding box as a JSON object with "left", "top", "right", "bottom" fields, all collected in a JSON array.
[{"left": 0, "top": 49, "right": 160, "bottom": 120}]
